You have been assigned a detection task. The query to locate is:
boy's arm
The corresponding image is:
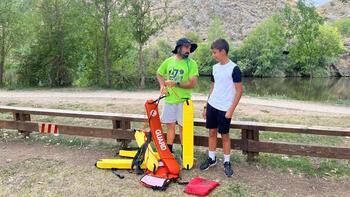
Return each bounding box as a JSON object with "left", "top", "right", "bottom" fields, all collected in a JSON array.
[
  {"left": 205, "top": 82, "right": 214, "bottom": 107},
  {"left": 225, "top": 82, "right": 243, "bottom": 119},
  {"left": 202, "top": 82, "right": 214, "bottom": 119}
]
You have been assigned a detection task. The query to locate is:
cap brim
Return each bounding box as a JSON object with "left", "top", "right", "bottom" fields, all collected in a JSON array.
[
  {"left": 172, "top": 43, "right": 198, "bottom": 54},
  {"left": 190, "top": 43, "right": 198, "bottom": 53},
  {"left": 172, "top": 47, "right": 178, "bottom": 54}
]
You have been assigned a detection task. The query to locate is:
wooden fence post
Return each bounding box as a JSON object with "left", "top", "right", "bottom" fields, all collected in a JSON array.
[
  {"left": 13, "top": 112, "right": 31, "bottom": 137},
  {"left": 113, "top": 119, "right": 131, "bottom": 149},
  {"left": 241, "top": 129, "right": 259, "bottom": 162}
]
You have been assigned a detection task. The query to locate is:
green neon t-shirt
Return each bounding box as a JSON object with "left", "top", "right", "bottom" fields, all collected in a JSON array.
[{"left": 157, "top": 56, "right": 199, "bottom": 104}]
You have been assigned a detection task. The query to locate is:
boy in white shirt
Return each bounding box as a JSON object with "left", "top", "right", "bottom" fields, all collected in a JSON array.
[{"left": 200, "top": 39, "right": 243, "bottom": 177}]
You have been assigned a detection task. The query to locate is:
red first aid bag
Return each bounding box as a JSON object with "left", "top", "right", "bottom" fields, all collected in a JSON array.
[{"left": 184, "top": 177, "right": 219, "bottom": 196}]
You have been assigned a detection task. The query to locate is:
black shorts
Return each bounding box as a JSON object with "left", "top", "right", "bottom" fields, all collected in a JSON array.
[{"left": 205, "top": 103, "right": 231, "bottom": 134}]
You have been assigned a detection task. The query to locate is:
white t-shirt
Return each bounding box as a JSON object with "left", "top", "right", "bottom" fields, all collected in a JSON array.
[{"left": 208, "top": 60, "right": 241, "bottom": 111}]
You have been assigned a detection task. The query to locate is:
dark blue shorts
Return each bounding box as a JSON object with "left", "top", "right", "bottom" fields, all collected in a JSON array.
[{"left": 205, "top": 104, "right": 231, "bottom": 134}]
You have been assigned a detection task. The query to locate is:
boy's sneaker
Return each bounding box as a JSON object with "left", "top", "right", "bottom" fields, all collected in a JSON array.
[
  {"left": 224, "top": 162, "right": 234, "bottom": 177},
  {"left": 199, "top": 157, "right": 217, "bottom": 170}
]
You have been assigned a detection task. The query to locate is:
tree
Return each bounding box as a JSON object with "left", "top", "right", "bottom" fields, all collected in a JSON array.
[
  {"left": 207, "top": 16, "right": 228, "bottom": 44},
  {"left": 282, "top": 0, "right": 324, "bottom": 76},
  {"left": 125, "top": 0, "right": 175, "bottom": 89},
  {"left": 193, "top": 17, "right": 229, "bottom": 76},
  {"left": 77, "top": 0, "right": 133, "bottom": 88},
  {"left": 88, "top": 0, "right": 121, "bottom": 88},
  {"left": 235, "top": 16, "right": 287, "bottom": 77},
  {"left": 18, "top": 0, "right": 83, "bottom": 87},
  {"left": 185, "top": 32, "right": 201, "bottom": 44},
  {"left": 333, "top": 18, "right": 350, "bottom": 38},
  {"left": 234, "top": 0, "right": 345, "bottom": 77},
  {"left": 315, "top": 24, "right": 345, "bottom": 67},
  {"left": 0, "top": 0, "right": 22, "bottom": 87}
]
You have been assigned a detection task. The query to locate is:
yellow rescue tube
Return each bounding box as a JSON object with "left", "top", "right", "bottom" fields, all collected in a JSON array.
[
  {"left": 95, "top": 159, "right": 146, "bottom": 169},
  {"left": 119, "top": 150, "right": 160, "bottom": 160},
  {"left": 182, "top": 100, "right": 194, "bottom": 169}
]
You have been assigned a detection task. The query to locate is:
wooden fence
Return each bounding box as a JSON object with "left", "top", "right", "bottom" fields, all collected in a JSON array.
[{"left": 1, "top": 106, "right": 350, "bottom": 161}]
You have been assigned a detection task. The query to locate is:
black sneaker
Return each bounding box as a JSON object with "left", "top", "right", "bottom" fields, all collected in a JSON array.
[
  {"left": 199, "top": 157, "right": 217, "bottom": 171},
  {"left": 224, "top": 162, "right": 234, "bottom": 177}
]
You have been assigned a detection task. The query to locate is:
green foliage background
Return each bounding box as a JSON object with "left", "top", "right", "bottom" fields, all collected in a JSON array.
[{"left": 0, "top": 0, "right": 348, "bottom": 89}]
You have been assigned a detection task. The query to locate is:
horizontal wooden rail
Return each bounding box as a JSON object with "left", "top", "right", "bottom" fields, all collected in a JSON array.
[
  {"left": 1, "top": 105, "right": 350, "bottom": 161},
  {"left": 1, "top": 106, "right": 349, "bottom": 136}
]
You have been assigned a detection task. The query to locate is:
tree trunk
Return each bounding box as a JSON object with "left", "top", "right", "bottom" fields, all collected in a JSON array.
[
  {"left": 57, "top": 2, "right": 65, "bottom": 86},
  {"left": 95, "top": 25, "right": 100, "bottom": 85},
  {"left": 94, "top": 13, "right": 101, "bottom": 85},
  {"left": 0, "top": 25, "right": 6, "bottom": 87},
  {"left": 139, "top": 42, "right": 145, "bottom": 89},
  {"left": 103, "top": 0, "right": 111, "bottom": 88}
]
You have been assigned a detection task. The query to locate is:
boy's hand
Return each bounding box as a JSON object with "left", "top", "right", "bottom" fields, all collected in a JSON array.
[
  {"left": 202, "top": 107, "right": 207, "bottom": 119},
  {"left": 225, "top": 109, "right": 234, "bottom": 119},
  {"left": 164, "top": 80, "right": 176, "bottom": 87}
]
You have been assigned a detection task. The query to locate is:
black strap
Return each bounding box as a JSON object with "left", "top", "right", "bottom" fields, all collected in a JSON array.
[
  {"left": 131, "top": 132, "right": 153, "bottom": 174},
  {"left": 176, "top": 180, "right": 189, "bottom": 185},
  {"left": 111, "top": 169, "right": 125, "bottom": 179},
  {"left": 151, "top": 179, "right": 172, "bottom": 191}
]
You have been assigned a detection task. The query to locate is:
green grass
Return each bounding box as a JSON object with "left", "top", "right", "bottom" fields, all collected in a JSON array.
[
  {"left": 336, "top": 99, "right": 350, "bottom": 106},
  {"left": 260, "top": 132, "right": 344, "bottom": 146},
  {"left": 28, "top": 133, "right": 120, "bottom": 151},
  {"left": 244, "top": 93, "right": 350, "bottom": 107},
  {"left": 213, "top": 183, "right": 248, "bottom": 197},
  {"left": 5, "top": 102, "right": 18, "bottom": 106},
  {"left": 259, "top": 154, "right": 350, "bottom": 179},
  {"left": 0, "top": 113, "right": 14, "bottom": 120},
  {"left": 0, "top": 130, "right": 119, "bottom": 151}
]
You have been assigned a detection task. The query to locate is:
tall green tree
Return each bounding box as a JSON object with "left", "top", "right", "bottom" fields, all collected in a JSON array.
[
  {"left": 77, "top": 0, "right": 134, "bottom": 88},
  {"left": 235, "top": 16, "right": 287, "bottom": 77},
  {"left": 18, "top": 0, "right": 82, "bottom": 87},
  {"left": 282, "top": 0, "right": 324, "bottom": 76},
  {"left": 333, "top": 18, "right": 350, "bottom": 38},
  {"left": 125, "top": 0, "right": 175, "bottom": 89},
  {"left": 207, "top": 16, "right": 228, "bottom": 43},
  {"left": 194, "top": 17, "right": 229, "bottom": 75},
  {"left": 0, "top": 0, "right": 22, "bottom": 87},
  {"left": 92, "top": 0, "right": 121, "bottom": 88}
]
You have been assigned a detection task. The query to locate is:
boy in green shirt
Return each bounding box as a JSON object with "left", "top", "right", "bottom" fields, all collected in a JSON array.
[{"left": 156, "top": 38, "right": 199, "bottom": 153}]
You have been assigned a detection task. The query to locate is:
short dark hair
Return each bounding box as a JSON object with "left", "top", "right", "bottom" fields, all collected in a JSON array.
[{"left": 211, "top": 38, "right": 229, "bottom": 54}]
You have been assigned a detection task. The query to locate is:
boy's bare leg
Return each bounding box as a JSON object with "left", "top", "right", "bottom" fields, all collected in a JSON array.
[
  {"left": 221, "top": 133, "right": 231, "bottom": 155},
  {"left": 200, "top": 128, "right": 218, "bottom": 170},
  {"left": 209, "top": 128, "right": 218, "bottom": 151}
]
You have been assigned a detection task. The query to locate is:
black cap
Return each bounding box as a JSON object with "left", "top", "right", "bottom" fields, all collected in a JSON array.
[{"left": 172, "top": 38, "right": 198, "bottom": 54}]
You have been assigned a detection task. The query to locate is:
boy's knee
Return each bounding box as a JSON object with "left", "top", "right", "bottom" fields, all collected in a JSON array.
[
  {"left": 221, "top": 134, "right": 230, "bottom": 140},
  {"left": 209, "top": 130, "right": 217, "bottom": 138}
]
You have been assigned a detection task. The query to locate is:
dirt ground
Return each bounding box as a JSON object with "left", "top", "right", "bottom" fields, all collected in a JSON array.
[
  {"left": 1, "top": 141, "right": 350, "bottom": 197},
  {"left": 1, "top": 89, "right": 350, "bottom": 196}
]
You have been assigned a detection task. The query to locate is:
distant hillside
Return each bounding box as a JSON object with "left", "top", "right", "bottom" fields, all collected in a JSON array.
[
  {"left": 319, "top": 1, "right": 350, "bottom": 76},
  {"left": 152, "top": 0, "right": 350, "bottom": 76},
  {"left": 318, "top": 1, "right": 350, "bottom": 20},
  {"left": 155, "top": 0, "right": 296, "bottom": 43}
]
